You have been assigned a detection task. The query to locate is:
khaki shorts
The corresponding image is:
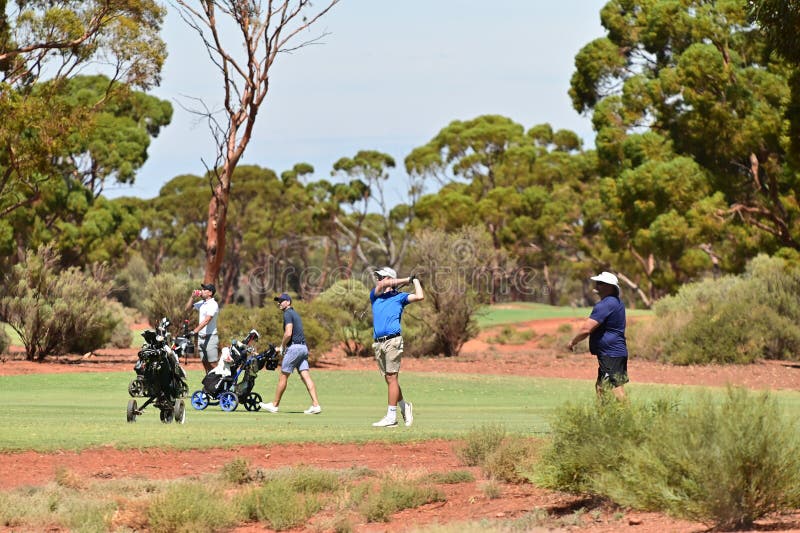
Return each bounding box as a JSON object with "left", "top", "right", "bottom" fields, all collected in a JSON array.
[{"left": 373, "top": 336, "right": 404, "bottom": 375}]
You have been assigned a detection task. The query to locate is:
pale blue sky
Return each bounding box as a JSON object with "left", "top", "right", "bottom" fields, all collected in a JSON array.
[{"left": 105, "top": 1, "right": 609, "bottom": 201}]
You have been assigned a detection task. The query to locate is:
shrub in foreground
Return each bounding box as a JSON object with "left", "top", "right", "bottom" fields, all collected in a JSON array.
[
  {"left": 148, "top": 482, "right": 236, "bottom": 533},
  {"left": 455, "top": 423, "right": 507, "bottom": 467},
  {"left": 536, "top": 397, "right": 659, "bottom": 494},
  {"left": 356, "top": 480, "right": 445, "bottom": 523},
  {"left": 237, "top": 478, "right": 321, "bottom": 531},
  {"left": 597, "top": 388, "right": 800, "bottom": 529}
]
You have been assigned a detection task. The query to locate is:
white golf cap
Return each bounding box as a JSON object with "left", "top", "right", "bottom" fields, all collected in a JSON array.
[
  {"left": 375, "top": 266, "right": 397, "bottom": 278},
  {"left": 590, "top": 271, "right": 619, "bottom": 288}
]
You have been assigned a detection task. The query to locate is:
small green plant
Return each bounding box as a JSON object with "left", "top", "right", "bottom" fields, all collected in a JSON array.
[
  {"left": 357, "top": 480, "right": 445, "bottom": 523},
  {"left": 480, "top": 480, "right": 501, "bottom": 499},
  {"left": 221, "top": 457, "right": 252, "bottom": 484},
  {"left": 597, "top": 388, "right": 800, "bottom": 530},
  {"left": 455, "top": 423, "right": 507, "bottom": 467},
  {"left": 482, "top": 437, "right": 539, "bottom": 483},
  {"left": 425, "top": 470, "right": 475, "bottom": 484},
  {"left": 486, "top": 326, "right": 534, "bottom": 345},
  {"left": 237, "top": 477, "right": 322, "bottom": 530},
  {"left": 148, "top": 481, "right": 237, "bottom": 533}
]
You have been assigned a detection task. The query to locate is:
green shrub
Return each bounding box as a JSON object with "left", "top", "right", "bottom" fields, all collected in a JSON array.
[
  {"left": 487, "top": 326, "right": 534, "bottom": 345},
  {"left": 218, "top": 304, "right": 281, "bottom": 348},
  {"left": 357, "top": 480, "right": 445, "bottom": 523},
  {"left": 112, "top": 252, "right": 152, "bottom": 314},
  {"left": 0, "top": 245, "right": 123, "bottom": 360},
  {"left": 596, "top": 388, "right": 800, "bottom": 529},
  {"left": 536, "top": 398, "right": 663, "bottom": 494},
  {"left": 237, "top": 478, "right": 321, "bottom": 530},
  {"left": 425, "top": 470, "right": 475, "bottom": 484},
  {"left": 148, "top": 482, "right": 236, "bottom": 533},
  {"left": 219, "top": 302, "right": 333, "bottom": 365},
  {"left": 405, "top": 226, "right": 504, "bottom": 357},
  {"left": 482, "top": 437, "right": 539, "bottom": 483},
  {"left": 314, "top": 279, "right": 373, "bottom": 357},
  {"left": 454, "top": 423, "right": 507, "bottom": 467},
  {"left": 631, "top": 255, "right": 800, "bottom": 364},
  {"left": 142, "top": 273, "right": 195, "bottom": 333},
  {"left": 104, "top": 301, "right": 134, "bottom": 349},
  {"left": 221, "top": 457, "right": 252, "bottom": 484}
]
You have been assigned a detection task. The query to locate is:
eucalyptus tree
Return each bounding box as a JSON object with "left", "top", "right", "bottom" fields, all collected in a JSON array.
[
  {"left": 406, "top": 116, "right": 598, "bottom": 303},
  {"left": 570, "top": 0, "right": 797, "bottom": 295},
  {"left": 0, "top": 0, "right": 166, "bottom": 223},
  {"left": 1, "top": 75, "right": 171, "bottom": 266},
  {"left": 170, "top": 0, "right": 339, "bottom": 288}
]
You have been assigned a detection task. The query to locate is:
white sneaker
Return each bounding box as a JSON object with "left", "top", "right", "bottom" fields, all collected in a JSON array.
[
  {"left": 401, "top": 401, "right": 413, "bottom": 427},
  {"left": 303, "top": 405, "right": 322, "bottom": 415},
  {"left": 259, "top": 402, "right": 278, "bottom": 413},
  {"left": 372, "top": 416, "right": 398, "bottom": 427}
]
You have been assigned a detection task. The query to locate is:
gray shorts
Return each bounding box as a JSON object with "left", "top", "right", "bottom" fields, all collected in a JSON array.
[
  {"left": 199, "top": 334, "right": 219, "bottom": 363},
  {"left": 373, "top": 336, "right": 403, "bottom": 375},
  {"left": 281, "top": 344, "right": 310, "bottom": 374}
]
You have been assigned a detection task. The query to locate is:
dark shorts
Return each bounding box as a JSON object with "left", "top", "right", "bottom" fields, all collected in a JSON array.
[{"left": 596, "top": 355, "right": 629, "bottom": 388}]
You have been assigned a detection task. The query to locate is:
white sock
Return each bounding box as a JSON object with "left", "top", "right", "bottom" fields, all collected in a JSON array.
[{"left": 386, "top": 406, "right": 397, "bottom": 421}]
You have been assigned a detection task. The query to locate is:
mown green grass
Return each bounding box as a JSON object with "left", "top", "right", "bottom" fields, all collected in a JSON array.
[
  {"left": 476, "top": 302, "right": 651, "bottom": 328},
  {"left": 1, "top": 369, "right": 799, "bottom": 452}
]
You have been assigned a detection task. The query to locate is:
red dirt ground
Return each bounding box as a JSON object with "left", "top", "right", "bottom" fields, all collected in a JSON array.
[{"left": 3, "top": 316, "right": 800, "bottom": 532}]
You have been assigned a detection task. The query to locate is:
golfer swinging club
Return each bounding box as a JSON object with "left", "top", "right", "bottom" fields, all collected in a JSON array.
[{"left": 370, "top": 266, "right": 424, "bottom": 427}]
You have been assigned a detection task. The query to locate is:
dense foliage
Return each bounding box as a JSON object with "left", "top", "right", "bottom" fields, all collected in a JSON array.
[
  {"left": 630, "top": 255, "right": 800, "bottom": 364},
  {"left": 538, "top": 389, "right": 800, "bottom": 529}
]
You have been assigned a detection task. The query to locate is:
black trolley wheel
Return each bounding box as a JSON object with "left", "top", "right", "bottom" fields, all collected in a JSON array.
[{"left": 126, "top": 399, "right": 138, "bottom": 423}]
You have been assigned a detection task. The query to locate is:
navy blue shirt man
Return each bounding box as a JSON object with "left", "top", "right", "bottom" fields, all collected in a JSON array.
[
  {"left": 370, "top": 266, "right": 424, "bottom": 427},
  {"left": 567, "top": 271, "right": 629, "bottom": 401},
  {"left": 259, "top": 293, "right": 321, "bottom": 415}
]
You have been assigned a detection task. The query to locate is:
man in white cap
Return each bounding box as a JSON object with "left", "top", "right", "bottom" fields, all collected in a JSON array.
[
  {"left": 370, "top": 266, "right": 424, "bottom": 427},
  {"left": 566, "top": 271, "right": 629, "bottom": 400}
]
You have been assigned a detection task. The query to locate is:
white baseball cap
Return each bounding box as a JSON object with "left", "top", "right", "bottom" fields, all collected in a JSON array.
[
  {"left": 590, "top": 271, "right": 619, "bottom": 288},
  {"left": 374, "top": 267, "right": 397, "bottom": 278}
]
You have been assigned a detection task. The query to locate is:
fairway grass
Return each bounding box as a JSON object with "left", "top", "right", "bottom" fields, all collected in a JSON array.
[
  {"left": 476, "top": 302, "right": 652, "bottom": 328},
  {"left": 2, "top": 370, "right": 800, "bottom": 452}
]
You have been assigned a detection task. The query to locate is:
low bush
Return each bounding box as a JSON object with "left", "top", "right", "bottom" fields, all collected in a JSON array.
[
  {"left": 148, "top": 481, "right": 237, "bottom": 533},
  {"left": 0, "top": 244, "right": 125, "bottom": 360},
  {"left": 535, "top": 397, "right": 663, "bottom": 494},
  {"left": 142, "top": 273, "right": 194, "bottom": 332},
  {"left": 596, "top": 388, "right": 800, "bottom": 529},
  {"left": 237, "top": 478, "right": 322, "bottom": 531},
  {"left": 219, "top": 302, "right": 334, "bottom": 365},
  {"left": 483, "top": 437, "right": 539, "bottom": 483},
  {"left": 425, "top": 470, "right": 475, "bottom": 484},
  {"left": 314, "top": 279, "right": 373, "bottom": 357},
  {"left": 104, "top": 301, "right": 134, "bottom": 349},
  {"left": 357, "top": 480, "right": 445, "bottom": 523},
  {"left": 455, "top": 423, "right": 507, "bottom": 467},
  {"left": 486, "top": 326, "right": 535, "bottom": 345},
  {"left": 631, "top": 255, "right": 800, "bottom": 364},
  {"left": 221, "top": 458, "right": 252, "bottom": 485}
]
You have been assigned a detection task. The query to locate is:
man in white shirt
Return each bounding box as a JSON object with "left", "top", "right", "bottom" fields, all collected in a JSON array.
[{"left": 186, "top": 283, "right": 219, "bottom": 373}]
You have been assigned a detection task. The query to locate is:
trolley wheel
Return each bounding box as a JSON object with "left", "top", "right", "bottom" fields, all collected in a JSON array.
[
  {"left": 127, "top": 399, "right": 138, "bottom": 423},
  {"left": 173, "top": 399, "right": 186, "bottom": 424},
  {"left": 218, "top": 391, "right": 239, "bottom": 412},
  {"left": 243, "top": 392, "right": 262, "bottom": 411},
  {"left": 191, "top": 390, "right": 209, "bottom": 410},
  {"left": 160, "top": 408, "right": 174, "bottom": 424},
  {"left": 128, "top": 380, "right": 142, "bottom": 397}
]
